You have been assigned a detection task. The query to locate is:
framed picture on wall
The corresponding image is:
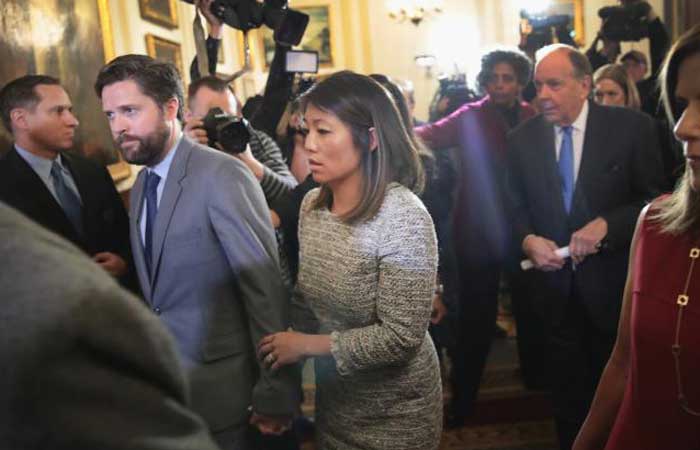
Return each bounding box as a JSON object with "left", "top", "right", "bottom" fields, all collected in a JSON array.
[
  {"left": 257, "top": 2, "right": 334, "bottom": 69},
  {"left": 145, "top": 34, "right": 184, "bottom": 76},
  {"left": 0, "top": 0, "right": 130, "bottom": 181},
  {"left": 139, "top": 0, "right": 179, "bottom": 29}
]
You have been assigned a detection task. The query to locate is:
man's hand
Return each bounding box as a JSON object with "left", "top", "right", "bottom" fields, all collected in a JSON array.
[
  {"left": 236, "top": 144, "right": 265, "bottom": 180},
  {"left": 184, "top": 118, "right": 209, "bottom": 145},
  {"left": 270, "top": 209, "right": 281, "bottom": 229},
  {"left": 431, "top": 292, "right": 447, "bottom": 325},
  {"left": 195, "top": 0, "right": 223, "bottom": 38},
  {"left": 249, "top": 413, "right": 291, "bottom": 435},
  {"left": 569, "top": 217, "right": 607, "bottom": 264},
  {"left": 522, "top": 235, "right": 565, "bottom": 272},
  {"left": 93, "top": 252, "right": 127, "bottom": 277}
]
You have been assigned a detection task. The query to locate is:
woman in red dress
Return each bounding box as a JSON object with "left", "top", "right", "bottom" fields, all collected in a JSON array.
[{"left": 573, "top": 24, "right": 700, "bottom": 450}]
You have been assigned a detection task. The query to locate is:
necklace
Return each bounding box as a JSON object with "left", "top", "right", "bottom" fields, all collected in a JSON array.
[{"left": 671, "top": 247, "right": 700, "bottom": 416}]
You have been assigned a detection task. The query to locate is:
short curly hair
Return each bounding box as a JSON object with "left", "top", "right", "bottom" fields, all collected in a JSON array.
[{"left": 476, "top": 49, "right": 533, "bottom": 94}]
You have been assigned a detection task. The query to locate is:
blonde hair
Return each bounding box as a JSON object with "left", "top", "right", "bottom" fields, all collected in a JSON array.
[
  {"left": 593, "top": 63, "right": 641, "bottom": 109},
  {"left": 650, "top": 25, "right": 700, "bottom": 235}
]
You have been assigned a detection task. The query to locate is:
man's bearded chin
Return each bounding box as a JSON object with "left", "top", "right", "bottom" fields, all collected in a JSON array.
[{"left": 116, "top": 127, "right": 171, "bottom": 166}]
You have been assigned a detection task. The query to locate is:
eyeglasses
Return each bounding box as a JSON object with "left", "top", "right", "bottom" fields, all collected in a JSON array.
[{"left": 671, "top": 247, "right": 700, "bottom": 417}]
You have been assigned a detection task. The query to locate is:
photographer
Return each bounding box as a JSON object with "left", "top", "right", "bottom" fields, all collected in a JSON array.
[
  {"left": 185, "top": 76, "right": 297, "bottom": 204},
  {"left": 595, "top": 0, "right": 670, "bottom": 116},
  {"left": 585, "top": 35, "right": 621, "bottom": 72}
]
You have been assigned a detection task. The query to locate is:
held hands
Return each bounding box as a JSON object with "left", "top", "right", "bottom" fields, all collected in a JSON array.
[
  {"left": 92, "top": 252, "right": 127, "bottom": 277},
  {"left": 258, "top": 331, "right": 308, "bottom": 371},
  {"left": 249, "top": 412, "right": 291, "bottom": 436},
  {"left": 522, "top": 235, "right": 565, "bottom": 272},
  {"left": 569, "top": 217, "right": 608, "bottom": 265},
  {"left": 194, "top": 0, "right": 223, "bottom": 38},
  {"left": 431, "top": 292, "right": 447, "bottom": 325}
]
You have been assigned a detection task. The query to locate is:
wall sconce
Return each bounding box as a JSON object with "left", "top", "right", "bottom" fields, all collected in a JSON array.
[
  {"left": 414, "top": 54, "right": 437, "bottom": 77},
  {"left": 387, "top": 0, "right": 443, "bottom": 26}
]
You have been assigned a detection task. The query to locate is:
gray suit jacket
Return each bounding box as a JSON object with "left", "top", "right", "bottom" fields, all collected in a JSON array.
[
  {"left": 0, "top": 201, "right": 219, "bottom": 450},
  {"left": 130, "top": 137, "right": 297, "bottom": 432}
]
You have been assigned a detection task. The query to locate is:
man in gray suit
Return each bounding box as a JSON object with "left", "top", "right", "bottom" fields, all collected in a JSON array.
[
  {"left": 94, "top": 55, "right": 297, "bottom": 450},
  {"left": 0, "top": 201, "right": 220, "bottom": 450}
]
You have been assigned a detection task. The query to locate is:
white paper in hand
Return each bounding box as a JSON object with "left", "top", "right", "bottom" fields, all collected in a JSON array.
[{"left": 520, "top": 247, "right": 570, "bottom": 271}]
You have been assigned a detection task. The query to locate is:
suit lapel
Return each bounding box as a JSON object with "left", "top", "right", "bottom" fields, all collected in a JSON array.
[
  {"left": 573, "top": 102, "right": 608, "bottom": 218},
  {"left": 150, "top": 139, "right": 191, "bottom": 290},
  {"left": 7, "top": 149, "right": 81, "bottom": 242},
  {"left": 130, "top": 169, "right": 152, "bottom": 302}
]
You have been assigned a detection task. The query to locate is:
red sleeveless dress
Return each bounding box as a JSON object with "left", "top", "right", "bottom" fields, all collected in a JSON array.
[{"left": 605, "top": 209, "right": 700, "bottom": 449}]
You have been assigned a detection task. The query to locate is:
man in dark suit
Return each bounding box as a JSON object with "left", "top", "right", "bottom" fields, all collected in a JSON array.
[
  {"left": 0, "top": 75, "right": 135, "bottom": 290},
  {"left": 95, "top": 54, "right": 296, "bottom": 450},
  {"left": 506, "top": 44, "right": 664, "bottom": 450},
  {"left": 0, "top": 200, "right": 220, "bottom": 450}
]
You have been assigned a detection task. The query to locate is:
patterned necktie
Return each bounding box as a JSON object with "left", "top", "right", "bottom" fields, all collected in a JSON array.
[
  {"left": 558, "top": 126, "right": 574, "bottom": 214},
  {"left": 144, "top": 171, "right": 161, "bottom": 276},
  {"left": 50, "top": 161, "right": 83, "bottom": 235}
]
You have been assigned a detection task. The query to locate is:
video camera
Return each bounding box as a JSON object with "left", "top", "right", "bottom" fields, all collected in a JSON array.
[
  {"left": 598, "top": 1, "right": 651, "bottom": 41},
  {"left": 181, "top": 0, "right": 309, "bottom": 46},
  {"left": 201, "top": 107, "right": 251, "bottom": 154},
  {"left": 520, "top": 9, "right": 573, "bottom": 50}
]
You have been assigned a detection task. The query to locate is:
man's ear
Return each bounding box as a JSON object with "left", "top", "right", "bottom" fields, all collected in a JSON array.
[
  {"left": 581, "top": 75, "right": 593, "bottom": 94},
  {"left": 9, "top": 108, "right": 28, "bottom": 132},
  {"left": 164, "top": 97, "right": 180, "bottom": 121},
  {"left": 369, "top": 127, "right": 378, "bottom": 152}
]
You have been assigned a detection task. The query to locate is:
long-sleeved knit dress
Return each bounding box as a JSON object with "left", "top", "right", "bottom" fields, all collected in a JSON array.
[{"left": 292, "top": 184, "right": 443, "bottom": 450}]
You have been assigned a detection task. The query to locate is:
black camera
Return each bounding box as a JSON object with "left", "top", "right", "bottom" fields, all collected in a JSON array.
[
  {"left": 201, "top": 107, "right": 251, "bottom": 154},
  {"left": 182, "top": 0, "right": 308, "bottom": 46},
  {"left": 520, "top": 10, "right": 574, "bottom": 50},
  {"left": 598, "top": 1, "right": 651, "bottom": 41}
]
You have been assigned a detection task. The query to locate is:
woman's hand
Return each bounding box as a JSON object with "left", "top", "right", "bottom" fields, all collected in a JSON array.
[{"left": 258, "top": 331, "right": 308, "bottom": 370}]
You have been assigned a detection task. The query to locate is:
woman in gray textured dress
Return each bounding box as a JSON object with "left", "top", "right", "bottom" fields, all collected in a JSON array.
[{"left": 258, "top": 71, "right": 443, "bottom": 450}]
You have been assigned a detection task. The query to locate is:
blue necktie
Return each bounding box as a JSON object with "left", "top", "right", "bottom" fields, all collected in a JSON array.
[
  {"left": 558, "top": 126, "right": 574, "bottom": 214},
  {"left": 50, "top": 161, "right": 83, "bottom": 235},
  {"left": 144, "top": 171, "right": 161, "bottom": 276}
]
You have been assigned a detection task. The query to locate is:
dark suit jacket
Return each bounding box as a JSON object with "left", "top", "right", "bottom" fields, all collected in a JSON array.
[
  {"left": 506, "top": 101, "right": 664, "bottom": 330},
  {"left": 0, "top": 147, "right": 136, "bottom": 291},
  {"left": 0, "top": 201, "right": 219, "bottom": 450},
  {"left": 130, "top": 137, "right": 297, "bottom": 432}
]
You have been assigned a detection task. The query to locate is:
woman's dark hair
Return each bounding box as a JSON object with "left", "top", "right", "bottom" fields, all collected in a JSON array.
[
  {"left": 300, "top": 71, "right": 424, "bottom": 224},
  {"left": 476, "top": 49, "right": 533, "bottom": 93},
  {"left": 651, "top": 24, "right": 700, "bottom": 235},
  {"left": 94, "top": 54, "right": 185, "bottom": 121},
  {"left": 369, "top": 73, "right": 434, "bottom": 190}
]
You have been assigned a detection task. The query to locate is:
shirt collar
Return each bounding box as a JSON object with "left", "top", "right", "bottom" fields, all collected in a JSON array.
[
  {"left": 15, "top": 145, "right": 67, "bottom": 179},
  {"left": 147, "top": 132, "right": 182, "bottom": 180},
  {"left": 555, "top": 100, "right": 589, "bottom": 134}
]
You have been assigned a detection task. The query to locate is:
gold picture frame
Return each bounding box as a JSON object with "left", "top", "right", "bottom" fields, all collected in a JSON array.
[
  {"left": 139, "top": 0, "right": 179, "bottom": 29},
  {"left": 0, "top": 0, "right": 130, "bottom": 182},
  {"left": 250, "top": 0, "right": 336, "bottom": 70},
  {"left": 145, "top": 34, "right": 184, "bottom": 76}
]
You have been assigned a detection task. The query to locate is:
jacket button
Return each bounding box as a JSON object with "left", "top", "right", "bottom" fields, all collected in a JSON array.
[{"left": 153, "top": 307, "right": 161, "bottom": 315}]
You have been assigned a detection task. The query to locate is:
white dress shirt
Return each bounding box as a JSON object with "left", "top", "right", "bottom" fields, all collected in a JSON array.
[
  {"left": 15, "top": 145, "right": 82, "bottom": 205},
  {"left": 140, "top": 133, "right": 182, "bottom": 245}
]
